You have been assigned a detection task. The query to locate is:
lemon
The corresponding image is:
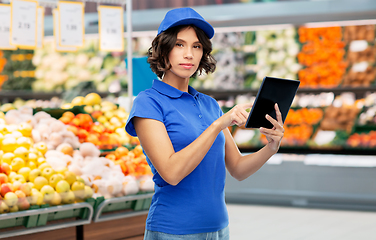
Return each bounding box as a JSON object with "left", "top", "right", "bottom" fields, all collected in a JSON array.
[
  {"left": 84, "top": 93, "right": 101, "bottom": 106},
  {"left": 61, "top": 103, "right": 73, "bottom": 109},
  {"left": 71, "top": 96, "right": 85, "bottom": 106}
]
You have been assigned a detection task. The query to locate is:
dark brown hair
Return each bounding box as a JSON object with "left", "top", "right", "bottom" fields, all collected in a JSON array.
[{"left": 147, "top": 25, "right": 216, "bottom": 79}]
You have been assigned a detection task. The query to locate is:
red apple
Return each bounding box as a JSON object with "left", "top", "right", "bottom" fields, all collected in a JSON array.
[
  {"left": 0, "top": 163, "right": 11, "bottom": 175},
  {"left": 18, "top": 198, "right": 30, "bottom": 210},
  {"left": 1, "top": 183, "right": 13, "bottom": 197},
  {"left": 0, "top": 173, "right": 8, "bottom": 184},
  {"left": 19, "top": 183, "right": 32, "bottom": 196}
]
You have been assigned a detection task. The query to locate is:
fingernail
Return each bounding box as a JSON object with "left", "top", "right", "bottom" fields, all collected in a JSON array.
[{"left": 265, "top": 114, "right": 269, "bottom": 118}]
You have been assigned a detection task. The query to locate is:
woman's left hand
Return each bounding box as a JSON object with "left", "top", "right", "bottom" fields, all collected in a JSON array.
[{"left": 259, "top": 103, "right": 284, "bottom": 153}]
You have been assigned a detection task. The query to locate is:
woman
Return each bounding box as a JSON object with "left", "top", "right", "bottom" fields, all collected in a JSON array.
[{"left": 125, "top": 7, "right": 284, "bottom": 240}]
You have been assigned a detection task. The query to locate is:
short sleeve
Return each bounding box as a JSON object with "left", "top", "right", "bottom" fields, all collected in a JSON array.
[{"left": 125, "top": 92, "right": 164, "bottom": 137}]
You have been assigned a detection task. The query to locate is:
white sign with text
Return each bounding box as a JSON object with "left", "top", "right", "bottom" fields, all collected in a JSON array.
[
  {"left": 58, "top": 1, "right": 84, "bottom": 47},
  {"left": 98, "top": 6, "right": 124, "bottom": 52}
]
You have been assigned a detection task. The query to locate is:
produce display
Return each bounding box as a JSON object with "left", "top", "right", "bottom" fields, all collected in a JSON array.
[
  {"left": 298, "top": 27, "right": 347, "bottom": 88},
  {"left": 0, "top": 94, "right": 153, "bottom": 215}
]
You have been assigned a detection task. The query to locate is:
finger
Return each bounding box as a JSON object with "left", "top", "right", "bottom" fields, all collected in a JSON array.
[
  {"left": 266, "top": 114, "right": 284, "bottom": 131},
  {"left": 274, "top": 103, "right": 283, "bottom": 125},
  {"left": 260, "top": 127, "right": 284, "bottom": 137},
  {"left": 240, "top": 102, "right": 253, "bottom": 111}
]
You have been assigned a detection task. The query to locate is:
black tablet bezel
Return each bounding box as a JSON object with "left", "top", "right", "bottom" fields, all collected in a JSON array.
[{"left": 245, "top": 76, "right": 300, "bottom": 129}]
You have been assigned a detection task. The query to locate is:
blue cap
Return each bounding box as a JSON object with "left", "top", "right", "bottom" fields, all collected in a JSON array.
[{"left": 157, "top": 7, "right": 214, "bottom": 39}]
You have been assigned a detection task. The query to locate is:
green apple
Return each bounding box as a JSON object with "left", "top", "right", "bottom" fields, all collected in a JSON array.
[
  {"left": 10, "top": 157, "right": 25, "bottom": 172},
  {"left": 76, "top": 176, "right": 85, "bottom": 184},
  {"left": 29, "top": 189, "right": 44, "bottom": 205},
  {"left": 49, "top": 192, "right": 62, "bottom": 206},
  {"left": 33, "top": 176, "right": 48, "bottom": 191},
  {"left": 61, "top": 190, "right": 75, "bottom": 204},
  {"left": 29, "top": 169, "right": 42, "bottom": 182},
  {"left": 71, "top": 181, "right": 85, "bottom": 200},
  {"left": 13, "top": 147, "right": 29, "bottom": 159},
  {"left": 40, "top": 185, "right": 55, "bottom": 203},
  {"left": 84, "top": 186, "right": 93, "bottom": 199},
  {"left": 10, "top": 174, "right": 26, "bottom": 184},
  {"left": 55, "top": 180, "right": 70, "bottom": 194},
  {"left": 49, "top": 174, "right": 64, "bottom": 189},
  {"left": 38, "top": 162, "right": 51, "bottom": 171},
  {"left": 18, "top": 167, "right": 31, "bottom": 181},
  {"left": 4, "top": 192, "right": 18, "bottom": 207},
  {"left": 28, "top": 152, "right": 38, "bottom": 163},
  {"left": 9, "top": 204, "right": 19, "bottom": 212},
  {"left": 42, "top": 167, "right": 56, "bottom": 180},
  {"left": 64, "top": 171, "right": 77, "bottom": 186},
  {"left": 0, "top": 201, "right": 9, "bottom": 213}
]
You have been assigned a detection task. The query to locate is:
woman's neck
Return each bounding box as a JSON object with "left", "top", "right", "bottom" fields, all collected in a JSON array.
[{"left": 162, "top": 71, "right": 189, "bottom": 92}]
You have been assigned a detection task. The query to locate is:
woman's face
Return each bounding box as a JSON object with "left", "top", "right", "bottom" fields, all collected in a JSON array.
[{"left": 167, "top": 27, "right": 203, "bottom": 80}]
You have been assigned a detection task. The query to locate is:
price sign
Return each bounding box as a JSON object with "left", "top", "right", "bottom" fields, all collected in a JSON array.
[
  {"left": 53, "top": 9, "right": 77, "bottom": 52},
  {"left": 10, "top": 0, "right": 38, "bottom": 49},
  {"left": 37, "top": 7, "right": 44, "bottom": 48},
  {"left": 98, "top": 6, "right": 124, "bottom": 52},
  {"left": 0, "top": 4, "right": 17, "bottom": 50},
  {"left": 58, "top": 1, "right": 84, "bottom": 48}
]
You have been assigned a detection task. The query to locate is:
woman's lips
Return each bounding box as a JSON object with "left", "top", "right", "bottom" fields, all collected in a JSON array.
[{"left": 180, "top": 63, "right": 193, "bottom": 69}]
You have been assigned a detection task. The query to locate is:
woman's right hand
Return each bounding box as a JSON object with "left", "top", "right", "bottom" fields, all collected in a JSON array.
[{"left": 216, "top": 103, "right": 253, "bottom": 130}]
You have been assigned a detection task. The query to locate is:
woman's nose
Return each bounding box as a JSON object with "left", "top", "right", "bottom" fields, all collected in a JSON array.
[{"left": 184, "top": 48, "right": 193, "bottom": 59}]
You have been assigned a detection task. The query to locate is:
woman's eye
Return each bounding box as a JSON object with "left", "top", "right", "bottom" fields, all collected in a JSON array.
[
  {"left": 194, "top": 45, "right": 201, "bottom": 49},
  {"left": 176, "top": 43, "right": 183, "bottom": 47}
]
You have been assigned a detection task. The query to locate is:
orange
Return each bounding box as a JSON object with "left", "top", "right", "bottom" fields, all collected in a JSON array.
[
  {"left": 115, "top": 146, "right": 129, "bottom": 158},
  {"left": 62, "top": 111, "right": 75, "bottom": 120},
  {"left": 105, "top": 154, "right": 116, "bottom": 161}
]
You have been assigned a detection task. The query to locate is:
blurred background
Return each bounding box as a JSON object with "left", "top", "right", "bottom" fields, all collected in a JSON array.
[{"left": 0, "top": 0, "right": 376, "bottom": 239}]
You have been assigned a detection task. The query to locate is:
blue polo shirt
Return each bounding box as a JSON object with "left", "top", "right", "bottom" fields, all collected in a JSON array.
[{"left": 125, "top": 80, "right": 228, "bottom": 235}]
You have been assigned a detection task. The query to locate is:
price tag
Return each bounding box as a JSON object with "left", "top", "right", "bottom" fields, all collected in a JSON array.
[
  {"left": 37, "top": 7, "right": 44, "bottom": 48},
  {"left": 10, "top": 0, "right": 38, "bottom": 49},
  {"left": 53, "top": 9, "right": 77, "bottom": 52},
  {"left": 98, "top": 6, "right": 124, "bottom": 52},
  {"left": 0, "top": 4, "right": 17, "bottom": 50},
  {"left": 58, "top": 1, "right": 84, "bottom": 48}
]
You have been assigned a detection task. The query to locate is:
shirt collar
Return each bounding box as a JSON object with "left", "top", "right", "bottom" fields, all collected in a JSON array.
[{"left": 152, "top": 79, "right": 199, "bottom": 99}]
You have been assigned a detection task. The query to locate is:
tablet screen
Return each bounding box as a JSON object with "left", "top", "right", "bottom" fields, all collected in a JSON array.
[{"left": 245, "top": 76, "right": 300, "bottom": 129}]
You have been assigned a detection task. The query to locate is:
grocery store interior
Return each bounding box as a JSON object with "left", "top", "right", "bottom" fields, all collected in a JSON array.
[{"left": 0, "top": 0, "right": 376, "bottom": 239}]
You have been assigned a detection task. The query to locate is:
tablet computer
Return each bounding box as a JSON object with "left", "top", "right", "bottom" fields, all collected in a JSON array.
[{"left": 245, "top": 76, "right": 300, "bottom": 129}]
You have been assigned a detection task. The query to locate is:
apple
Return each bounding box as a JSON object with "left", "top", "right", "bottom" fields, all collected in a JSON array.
[
  {"left": 29, "top": 169, "right": 42, "bottom": 182},
  {"left": 19, "top": 183, "right": 32, "bottom": 196},
  {"left": 0, "top": 173, "right": 8, "bottom": 184},
  {"left": 49, "top": 174, "right": 64, "bottom": 189},
  {"left": 76, "top": 177, "right": 85, "bottom": 184},
  {"left": 28, "top": 152, "right": 38, "bottom": 163},
  {"left": 0, "top": 201, "right": 9, "bottom": 213},
  {"left": 13, "top": 147, "right": 29, "bottom": 159},
  {"left": 34, "top": 142, "right": 48, "bottom": 155},
  {"left": 64, "top": 171, "right": 77, "bottom": 186},
  {"left": 27, "top": 161, "right": 37, "bottom": 170},
  {"left": 12, "top": 181, "right": 22, "bottom": 191},
  {"left": 18, "top": 198, "right": 30, "bottom": 210},
  {"left": 4, "top": 192, "right": 18, "bottom": 207},
  {"left": 33, "top": 176, "right": 48, "bottom": 191},
  {"left": 10, "top": 174, "right": 26, "bottom": 184},
  {"left": 8, "top": 171, "right": 16, "bottom": 179},
  {"left": 40, "top": 185, "right": 55, "bottom": 203},
  {"left": 29, "top": 189, "right": 44, "bottom": 205},
  {"left": 27, "top": 182, "right": 34, "bottom": 189},
  {"left": 37, "top": 157, "right": 46, "bottom": 166},
  {"left": 71, "top": 181, "right": 85, "bottom": 200},
  {"left": 1, "top": 183, "right": 13, "bottom": 197},
  {"left": 61, "top": 190, "right": 75, "bottom": 204},
  {"left": 49, "top": 192, "right": 62, "bottom": 206},
  {"left": 18, "top": 167, "right": 31, "bottom": 181},
  {"left": 38, "top": 162, "right": 51, "bottom": 171},
  {"left": 9, "top": 204, "right": 19, "bottom": 212},
  {"left": 14, "top": 189, "right": 26, "bottom": 199},
  {"left": 55, "top": 180, "right": 70, "bottom": 194},
  {"left": 1, "top": 152, "right": 15, "bottom": 165},
  {"left": 0, "top": 163, "right": 11, "bottom": 175},
  {"left": 42, "top": 167, "right": 56, "bottom": 180},
  {"left": 84, "top": 186, "right": 93, "bottom": 199},
  {"left": 10, "top": 157, "right": 25, "bottom": 172}
]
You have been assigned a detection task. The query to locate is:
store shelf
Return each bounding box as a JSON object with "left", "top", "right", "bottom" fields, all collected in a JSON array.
[
  {"left": 92, "top": 193, "right": 153, "bottom": 223},
  {"left": 0, "top": 202, "right": 94, "bottom": 239},
  {"left": 225, "top": 156, "right": 376, "bottom": 211},
  {"left": 199, "top": 86, "right": 376, "bottom": 100}
]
